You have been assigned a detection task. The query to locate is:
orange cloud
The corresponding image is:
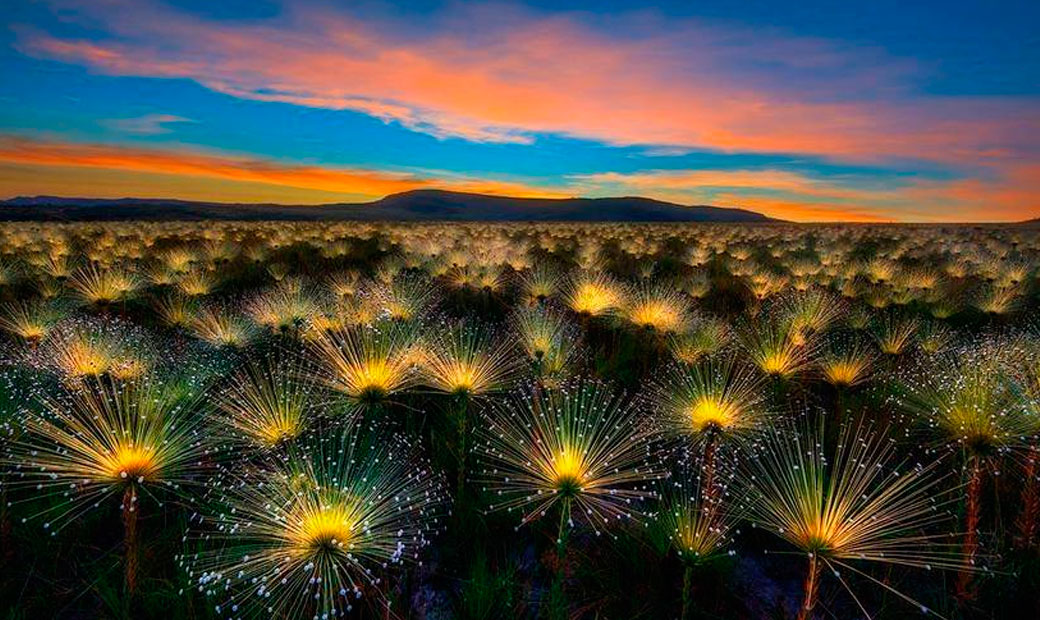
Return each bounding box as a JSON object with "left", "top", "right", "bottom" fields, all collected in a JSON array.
[
  {"left": 569, "top": 168, "right": 1039, "bottom": 222},
  {"left": 15, "top": 1, "right": 1038, "bottom": 165},
  {"left": 900, "top": 163, "right": 1040, "bottom": 222},
  {"left": 0, "top": 136, "right": 565, "bottom": 202},
  {"left": 712, "top": 196, "right": 890, "bottom": 223},
  {"left": 2, "top": 136, "right": 1034, "bottom": 221},
  {"left": 576, "top": 169, "right": 878, "bottom": 201}
]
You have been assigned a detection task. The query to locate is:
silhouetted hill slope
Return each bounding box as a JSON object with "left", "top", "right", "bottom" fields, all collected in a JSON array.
[{"left": 0, "top": 190, "right": 777, "bottom": 222}]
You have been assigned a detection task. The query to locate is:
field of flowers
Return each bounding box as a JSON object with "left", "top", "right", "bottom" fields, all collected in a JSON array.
[{"left": 0, "top": 221, "right": 1038, "bottom": 619}]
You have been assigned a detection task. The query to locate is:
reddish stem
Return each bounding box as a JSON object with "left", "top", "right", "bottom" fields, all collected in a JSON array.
[
  {"left": 1015, "top": 447, "right": 1039, "bottom": 550},
  {"left": 123, "top": 486, "right": 139, "bottom": 596},
  {"left": 701, "top": 432, "right": 719, "bottom": 501},
  {"left": 796, "top": 553, "right": 822, "bottom": 620},
  {"left": 957, "top": 463, "right": 982, "bottom": 601}
]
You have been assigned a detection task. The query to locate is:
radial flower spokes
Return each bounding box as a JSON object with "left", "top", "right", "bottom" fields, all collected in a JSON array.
[
  {"left": 185, "top": 425, "right": 448, "bottom": 617},
  {"left": 309, "top": 322, "right": 422, "bottom": 407},
  {"left": 214, "top": 353, "right": 317, "bottom": 449},
  {"left": 419, "top": 322, "right": 520, "bottom": 397},
  {"left": 476, "top": 380, "right": 665, "bottom": 531},
  {"left": 658, "top": 455, "right": 744, "bottom": 564},
  {"left": 4, "top": 374, "right": 210, "bottom": 531},
  {"left": 743, "top": 417, "right": 969, "bottom": 617},
  {"left": 653, "top": 359, "right": 769, "bottom": 445}
]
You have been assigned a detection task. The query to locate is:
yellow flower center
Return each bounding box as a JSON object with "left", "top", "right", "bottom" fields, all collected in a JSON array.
[
  {"left": 689, "top": 397, "right": 737, "bottom": 431},
  {"left": 293, "top": 505, "right": 359, "bottom": 552},
  {"left": 529, "top": 336, "right": 551, "bottom": 357},
  {"left": 761, "top": 352, "right": 791, "bottom": 375},
  {"left": 20, "top": 324, "right": 46, "bottom": 341},
  {"left": 550, "top": 447, "right": 586, "bottom": 490},
  {"left": 348, "top": 359, "right": 397, "bottom": 399},
  {"left": 104, "top": 444, "right": 159, "bottom": 481},
  {"left": 65, "top": 342, "right": 111, "bottom": 376},
  {"left": 572, "top": 283, "right": 617, "bottom": 315},
  {"left": 440, "top": 363, "right": 479, "bottom": 394},
  {"left": 630, "top": 301, "right": 681, "bottom": 331},
  {"left": 258, "top": 416, "right": 303, "bottom": 445}
]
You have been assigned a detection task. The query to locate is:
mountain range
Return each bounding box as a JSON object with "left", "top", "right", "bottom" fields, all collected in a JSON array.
[{"left": 0, "top": 189, "right": 777, "bottom": 222}]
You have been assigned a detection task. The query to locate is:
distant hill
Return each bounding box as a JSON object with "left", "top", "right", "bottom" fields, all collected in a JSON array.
[{"left": 0, "top": 189, "right": 777, "bottom": 222}]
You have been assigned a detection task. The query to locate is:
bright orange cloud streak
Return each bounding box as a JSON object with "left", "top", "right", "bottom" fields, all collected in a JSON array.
[
  {"left": 0, "top": 136, "right": 566, "bottom": 202},
  {"left": 574, "top": 170, "right": 892, "bottom": 221},
  {"left": 577, "top": 170, "right": 877, "bottom": 201},
  {"left": 15, "top": 1, "right": 1038, "bottom": 165},
  {"left": 573, "top": 168, "right": 1040, "bottom": 222},
  {"left": 2, "top": 136, "right": 1033, "bottom": 221}
]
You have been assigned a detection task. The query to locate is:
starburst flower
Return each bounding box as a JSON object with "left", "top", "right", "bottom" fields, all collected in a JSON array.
[
  {"left": 656, "top": 456, "right": 743, "bottom": 566},
  {"left": 653, "top": 359, "right": 768, "bottom": 447},
  {"left": 865, "top": 258, "right": 897, "bottom": 284},
  {"left": 0, "top": 259, "right": 17, "bottom": 288},
  {"left": 654, "top": 451, "right": 746, "bottom": 618},
  {"left": 743, "top": 419, "right": 965, "bottom": 619},
  {"left": 681, "top": 269, "right": 713, "bottom": 299},
  {"left": 69, "top": 263, "right": 139, "bottom": 307},
  {"left": 894, "top": 348, "right": 1040, "bottom": 598},
  {"left": 746, "top": 270, "right": 788, "bottom": 301},
  {"left": 214, "top": 354, "right": 316, "bottom": 449},
  {"left": 366, "top": 274, "right": 439, "bottom": 322},
  {"left": 779, "top": 289, "right": 846, "bottom": 344},
  {"left": 39, "top": 251, "right": 73, "bottom": 280},
  {"left": 246, "top": 281, "right": 319, "bottom": 334},
  {"left": 419, "top": 323, "right": 519, "bottom": 397},
  {"left": 975, "top": 284, "right": 1020, "bottom": 315},
  {"left": 0, "top": 300, "right": 62, "bottom": 344},
  {"left": 420, "top": 321, "right": 521, "bottom": 497},
  {"left": 513, "top": 306, "right": 582, "bottom": 388},
  {"left": 176, "top": 268, "right": 218, "bottom": 297},
  {"left": 912, "top": 324, "right": 950, "bottom": 357},
  {"left": 818, "top": 339, "right": 876, "bottom": 388},
  {"left": 184, "top": 424, "right": 447, "bottom": 618},
  {"left": 160, "top": 247, "right": 198, "bottom": 273},
  {"left": 190, "top": 305, "right": 256, "bottom": 348},
  {"left": 152, "top": 294, "right": 198, "bottom": 329},
  {"left": 738, "top": 317, "right": 817, "bottom": 379},
  {"left": 476, "top": 380, "right": 663, "bottom": 530},
  {"left": 325, "top": 270, "right": 360, "bottom": 298},
  {"left": 623, "top": 284, "right": 693, "bottom": 333},
  {"left": 667, "top": 317, "right": 730, "bottom": 364},
  {"left": 5, "top": 375, "right": 210, "bottom": 592},
  {"left": 517, "top": 263, "right": 564, "bottom": 304},
  {"left": 845, "top": 305, "right": 872, "bottom": 330},
  {"left": 310, "top": 322, "right": 421, "bottom": 408},
  {"left": 44, "top": 321, "right": 151, "bottom": 380},
  {"left": 872, "top": 313, "right": 918, "bottom": 355},
  {"left": 143, "top": 263, "right": 178, "bottom": 287},
  {"left": 903, "top": 351, "right": 1038, "bottom": 456},
  {"left": 564, "top": 271, "right": 624, "bottom": 318}
]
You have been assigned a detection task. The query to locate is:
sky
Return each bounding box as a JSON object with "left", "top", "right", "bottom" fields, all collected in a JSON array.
[{"left": 0, "top": 0, "right": 1038, "bottom": 222}]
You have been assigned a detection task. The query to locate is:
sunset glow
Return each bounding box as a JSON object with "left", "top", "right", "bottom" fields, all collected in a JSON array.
[{"left": 1, "top": 0, "right": 1037, "bottom": 221}]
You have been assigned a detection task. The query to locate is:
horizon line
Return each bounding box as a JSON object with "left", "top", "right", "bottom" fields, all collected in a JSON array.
[{"left": 1, "top": 191, "right": 1036, "bottom": 225}]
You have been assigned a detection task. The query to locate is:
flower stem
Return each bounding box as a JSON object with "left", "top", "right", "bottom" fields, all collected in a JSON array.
[
  {"left": 796, "top": 553, "right": 821, "bottom": 620},
  {"left": 681, "top": 564, "right": 693, "bottom": 619},
  {"left": 549, "top": 500, "right": 571, "bottom": 620},
  {"left": 122, "top": 486, "right": 139, "bottom": 596},
  {"left": 454, "top": 394, "right": 471, "bottom": 503},
  {"left": 957, "top": 461, "right": 983, "bottom": 601},
  {"left": 1015, "top": 446, "right": 1039, "bottom": 550}
]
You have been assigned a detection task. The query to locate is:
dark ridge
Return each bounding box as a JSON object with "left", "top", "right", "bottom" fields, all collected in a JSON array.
[{"left": 0, "top": 189, "right": 779, "bottom": 222}]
